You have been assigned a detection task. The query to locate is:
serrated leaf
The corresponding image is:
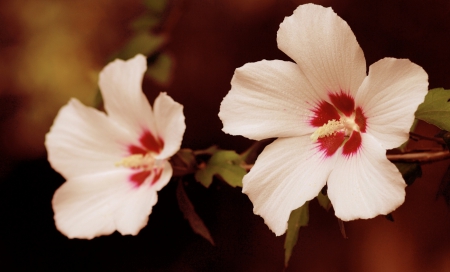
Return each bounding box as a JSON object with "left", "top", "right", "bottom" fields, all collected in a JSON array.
[
  {"left": 415, "top": 88, "right": 450, "bottom": 131},
  {"left": 176, "top": 180, "right": 215, "bottom": 245},
  {"left": 146, "top": 52, "right": 173, "bottom": 85},
  {"left": 395, "top": 162, "right": 422, "bottom": 186},
  {"left": 195, "top": 150, "right": 246, "bottom": 188},
  {"left": 317, "top": 192, "right": 331, "bottom": 211},
  {"left": 113, "top": 32, "right": 166, "bottom": 61},
  {"left": 284, "top": 202, "right": 309, "bottom": 268}
]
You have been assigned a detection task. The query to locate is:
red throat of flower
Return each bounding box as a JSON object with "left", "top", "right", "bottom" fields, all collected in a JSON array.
[
  {"left": 117, "top": 130, "right": 165, "bottom": 187},
  {"left": 310, "top": 91, "right": 367, "bottom": 157}
]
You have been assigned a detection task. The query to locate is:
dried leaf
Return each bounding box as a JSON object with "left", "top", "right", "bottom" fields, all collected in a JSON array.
[{"left": 176, "top": 180, "right": 214, "bottom": 245}]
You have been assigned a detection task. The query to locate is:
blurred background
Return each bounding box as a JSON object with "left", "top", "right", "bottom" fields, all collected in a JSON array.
[{"left": 1, "top": 0, "right": 450, "bottom": 271}]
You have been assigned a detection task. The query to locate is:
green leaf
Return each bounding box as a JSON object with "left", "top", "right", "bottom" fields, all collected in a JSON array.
[
  {"left": 195, "top": 150, "right": 246, "bottom": 188},
  {"left": 316, "top": 192, "right": 331, "bottom": 211},
  {"left": 176, "top": 180, "right": 215, "bottom": 245},
  {"left": 146, "top": 52, "right": 173, "bottom": 85},
  {"left": 284, "top": 202, "right": 309, "bottom": 268},
  {"left": 415, "top": 88, "right": 450, "bottom": 131},
  {"left": 113, "top": 32, "right": 166, "bottom": 60},
  {"left": 395, "top": 162, "right": 422, "bottom": 186}
]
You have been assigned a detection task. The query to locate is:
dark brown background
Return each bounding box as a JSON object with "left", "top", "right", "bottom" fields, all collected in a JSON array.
[{"left": 1, "top": 0, "right": 450, "bottom": 271}]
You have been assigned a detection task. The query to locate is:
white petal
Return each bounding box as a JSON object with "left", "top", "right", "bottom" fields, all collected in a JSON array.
[
  {"left": 219, "top": 60, "right": 320, "bottom": 140},
  {"left": 153, "top": 93, "right": 186, "bottom": 159},
  {"left": 99, "top": 54, "right": 157, "bottom": 139},
  {"left": 327, "top": 133, "right": 406, "bottom": 221},
  {"left": 114, "top": 162, "right": 172, "bottom": 234},
  {"left": 152, "top": 160, "right": 173, "bottom": 191},
  {"left": 277, "top": 4, "right": 366, "bottom": 98},
  {"left": 52, "top": 168, "right": 165, "bottom": 239},
  {"left": 243, "top": 136, "right": 337, "bottom": 236},
  {"left": 53, "top": 169, "right": 132, "bottom": 239},
  {"left": 355, "top": 58, "right": 428, "bottom": 149},
  {"left": 45, "top": 99, "right": 132, "bottom": 179}
]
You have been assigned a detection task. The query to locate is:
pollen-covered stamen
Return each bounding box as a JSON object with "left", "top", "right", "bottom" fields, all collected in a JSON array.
[
  {"left": 311, "top": 116, "right": 360, "bottom": 142},
  {"left": 115, "top": 153, "right": 156, "bottom": 170},
  {"left": 310, "top": 119, "right": 344, "bottom": 141}
]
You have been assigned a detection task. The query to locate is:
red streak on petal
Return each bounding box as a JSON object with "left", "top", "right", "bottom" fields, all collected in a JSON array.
[
  {"left": 128, "top": 145, "right": 147, "bottom": 155},
  {"left": 128, "top": 130, "right": 164, "bottom": 155},
  {"left": 152, "top": 168, "right": 163, "bottom": 185},
  {"left": 343, "top": 131, "right": 362, "bottom": 156},
  {"left": 140, "top": 130, "right": 164, "bottom": 153},
  {"left": 130, "top": 170, "right": 151, "bottom": 187},
  {"left": 355, "top": 107, "right": 367, "bottom": 133},
  {"left": 310, "top": 101, "right": 341, "bottom": 127},
  {"left": 329, "top": 91, "right": 355, "bottom": 117},
  {"left": 317, "top": 132, "right": 345, "bottom": 157}
]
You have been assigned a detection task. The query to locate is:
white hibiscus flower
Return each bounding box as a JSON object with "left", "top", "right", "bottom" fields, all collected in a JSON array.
[
  {"left": 46, "top": 54, "right": 185, "bottom": 239},
  {"left": 219, "top": 4, "right": 428, "bottom": 236}
]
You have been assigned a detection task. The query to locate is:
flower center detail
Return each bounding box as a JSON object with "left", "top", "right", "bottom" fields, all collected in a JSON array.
[
  {"left": 309, "top": 92, "right": 367, "bottom": 157},
  {"left": 310, "top": 116, "right": 360, "bottom": 142},
  {"left": 115, "top": 153, "right": 156, "bottom": 170}
]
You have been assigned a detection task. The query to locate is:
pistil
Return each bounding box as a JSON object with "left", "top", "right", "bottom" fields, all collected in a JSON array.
[
  {"left": 115, "top": 153, "right": 155, "bottom": 170},
  {"left": 310, "top": 119, "right": 344, "bottom": 141}
]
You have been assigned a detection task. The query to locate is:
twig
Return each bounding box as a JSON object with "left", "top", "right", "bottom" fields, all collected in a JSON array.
[{"left": 387, "top": 150, "right": 450, "bottom": 163}]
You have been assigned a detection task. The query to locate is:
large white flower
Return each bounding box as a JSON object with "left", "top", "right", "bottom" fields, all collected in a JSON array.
[
  {"left": 45, "top": 54, "right": 185, "bottom": 239},
  {"left": 219, "top": 4, "right": 428, "bottom": 236}
]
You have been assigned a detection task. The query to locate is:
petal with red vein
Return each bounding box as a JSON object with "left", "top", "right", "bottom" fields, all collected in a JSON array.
[
  {"left": 329, "top": 91, "right": 355, "bottom": 116},
  {"left": 317, "top": 132, "right": 345, "bottom": 157},
  {"left": 327, "top": 133, "right": 406, "bottom": 221},
  {"left": 310, "top": 101, "right": 341, "bottom": 127},
  {"left": 242, "top": 136, "right": 337, "bottom": 236},
  {"left": 342, "top": 131, "right": 362, "bottom": 156}
]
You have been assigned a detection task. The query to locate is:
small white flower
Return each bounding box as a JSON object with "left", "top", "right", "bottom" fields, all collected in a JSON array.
[
  {"left": 219, "top": 4, "right": 428, "bottom": 236},
  {"left": 45, "top": 54, "right": 185, "bottom": 239}
]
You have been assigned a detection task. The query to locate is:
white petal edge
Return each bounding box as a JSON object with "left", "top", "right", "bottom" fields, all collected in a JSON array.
[
  {"left": 355, "top": 58, "right": 428, "bottom": 149},
  {"left": 242, "top": 136, "right": 337, "bottom": 236},
  {"left": 277, "top": 4, "right": 366, "bottom": 98},
  {"left": 45, "top": 98, "right": 133, "bottom": 179},
  {"left": 53, "top": 169, "right": 134, "bottom": 239},
  {"left": 52, "top": 166, "right": 170, "bottom": 239},
  {"left": 114, "top": 162, "right": 172, "bottom": 235},
  {"left": 327, "top": 133, "right": 406, "bottom": 221},
  {"left": 153, "top": 93, "right": 186, "bottom": 160},
  {"left": 219, "top": 60, "right": 321, "bottom": 140},
  {"left": 99, "top": 54, "right": 157, "bottom": 140}
]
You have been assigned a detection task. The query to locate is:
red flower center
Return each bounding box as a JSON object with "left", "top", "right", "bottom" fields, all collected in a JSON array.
[
  {"left": 127, "top": 130, "right": 164, "bottom": 187},
  {"left": 310, "top": 91, "right": 367, "bottom": 157}
]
